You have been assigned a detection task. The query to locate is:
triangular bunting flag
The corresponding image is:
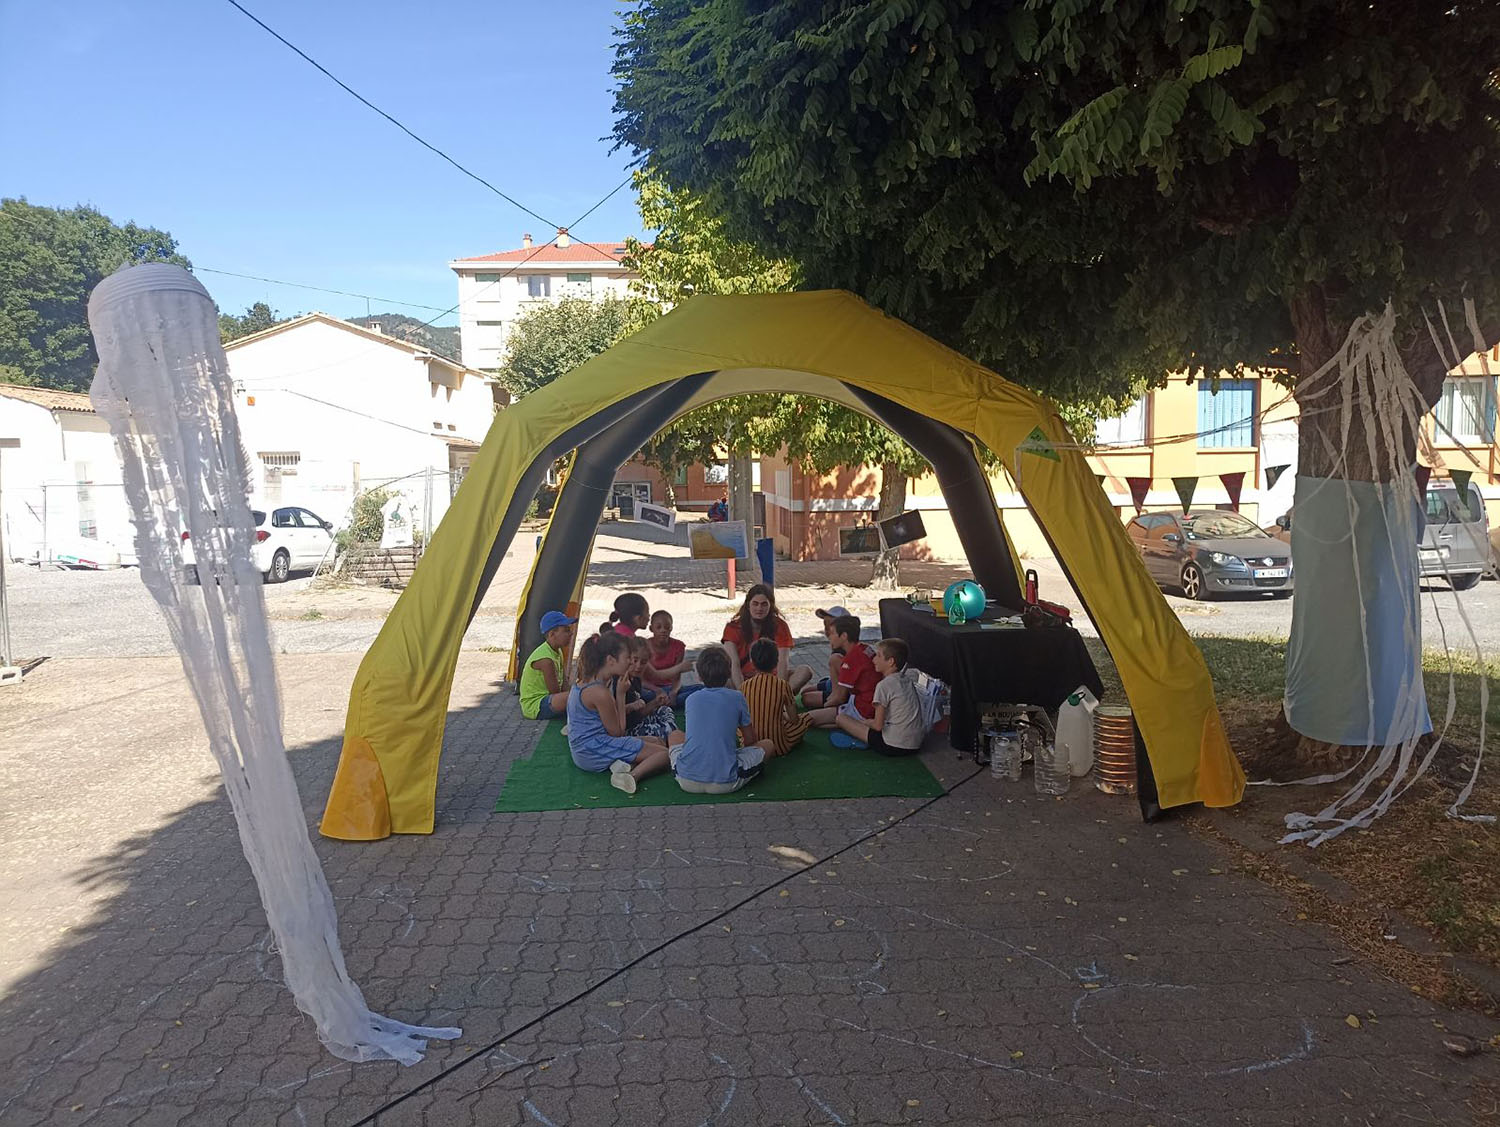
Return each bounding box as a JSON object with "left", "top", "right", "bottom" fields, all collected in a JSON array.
[
  {"left": 1017, "top": 426, "right": 1060, "bottom": 462},
  {"left": 1127, "top": 477, "right": 1151, "bottom": 514},
  {"left": 1451, "top": 468, "right": 1473, "bottom": 497},
  {"left": 1219, "top": 471, "right": 1245, "bottom": 512},
  {"left": 1415, "top": 465, "right": 1432, "bottom": 495},
  {"left": 1172, "top": 476, "right": 1198, "bottom": 514},
  {"left": 1265, "top": 463, "right": 1290, "bottom": 491}
]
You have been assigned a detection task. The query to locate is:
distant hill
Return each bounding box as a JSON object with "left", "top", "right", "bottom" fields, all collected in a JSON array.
[{"left": 346, "top": 313, "right": 460, "bottom": 362}]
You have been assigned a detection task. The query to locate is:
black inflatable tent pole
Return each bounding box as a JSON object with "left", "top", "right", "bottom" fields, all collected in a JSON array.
[
  {"left": 466, "top": 377, "right": 716, "bottom": 627},
  {"left": 841, "top": 385, "right": 1024, "bottom": 608},
  {"left": 513, "top": 373, "right": 716, "bottom": 650}
]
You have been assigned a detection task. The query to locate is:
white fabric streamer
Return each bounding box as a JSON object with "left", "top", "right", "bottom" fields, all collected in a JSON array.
[
  {"left": 1279, "top": 303, "right": 1492, "bottom": 846},
  {"left": 87, "top": 264, "right": 460, "bottom": 1064}
]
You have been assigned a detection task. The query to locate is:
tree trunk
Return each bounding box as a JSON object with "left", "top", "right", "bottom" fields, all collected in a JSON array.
[
  {"left": 1282, "top": 291, "right": 1435, "bottom": 762},
  {"left": 728, "top": 450, "right": 755, "bottom": 530},
  {"left": 870, "top": 460, "right": 906, "bottom": 590}
]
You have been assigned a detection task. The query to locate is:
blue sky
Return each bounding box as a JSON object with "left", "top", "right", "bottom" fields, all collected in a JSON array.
[{"left": 1, "top": 0, "right": 644, "bottom": 324}]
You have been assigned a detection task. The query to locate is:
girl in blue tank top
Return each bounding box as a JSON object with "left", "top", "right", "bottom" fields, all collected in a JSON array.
[{"left": 567, "top": 632, "right": 680, "bottom": 795}]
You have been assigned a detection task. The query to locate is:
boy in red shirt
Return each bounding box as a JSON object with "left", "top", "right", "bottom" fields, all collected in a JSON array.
[{"left": 804, "top": 615, "right": 879, "bottom": 728}]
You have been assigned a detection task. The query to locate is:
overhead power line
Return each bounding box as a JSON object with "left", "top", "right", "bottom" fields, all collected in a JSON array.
[
  {"left": 222, "top": 0, "right": 553, "bottom": 230},
  {"left": 220, "top": 0, "right": 637, "bottom": 267},
  {"left": 198, "top": 267, "right": 454, "bottom": 314}
]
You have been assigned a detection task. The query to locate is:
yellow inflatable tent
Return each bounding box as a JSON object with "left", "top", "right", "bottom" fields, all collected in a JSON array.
[{"left": 321, "top": 291, "right": 1243, "bottom": 839}]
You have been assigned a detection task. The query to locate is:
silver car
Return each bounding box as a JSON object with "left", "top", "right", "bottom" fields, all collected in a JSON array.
[
  {"left": 1421, "top": 482, "right": 1489, "bottom": 590},
  {"left": 1268, "top": 482, "right": 1490, "bottom": 590},
  {"left": 1126, "top": 510, "right": 1293, "bottom": 600}
]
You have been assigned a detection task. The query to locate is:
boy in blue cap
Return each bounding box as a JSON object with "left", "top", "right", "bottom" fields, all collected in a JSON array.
[{"left": 520, "top": 610, "right": 577, "bottom": 720}]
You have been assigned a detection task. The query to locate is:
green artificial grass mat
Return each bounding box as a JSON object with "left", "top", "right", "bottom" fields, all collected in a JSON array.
[{"left": 495, "top": 715, "right": 944, "bottom": 812}]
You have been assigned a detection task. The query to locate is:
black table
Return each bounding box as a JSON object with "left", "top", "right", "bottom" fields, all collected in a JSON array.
[{"left": 879, "top": 598, "right": 1105, "bottom": 754}]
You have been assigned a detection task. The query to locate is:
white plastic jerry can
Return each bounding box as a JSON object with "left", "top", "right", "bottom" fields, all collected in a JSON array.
[{"left": 1056, "top": 686, "right": 1100, "bottom": 777}]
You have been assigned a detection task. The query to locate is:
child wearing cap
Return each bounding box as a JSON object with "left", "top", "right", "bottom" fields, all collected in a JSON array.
[
  {"left": 803, "top": 614, "right": 880, "bottom": 727},
  {"left": 519, "top": 610, "right": 577, "bottom": 721}
]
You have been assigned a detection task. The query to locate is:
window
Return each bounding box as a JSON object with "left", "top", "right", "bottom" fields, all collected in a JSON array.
[
  {"left": 1435, "top": 377, "right": 1496, "bottom": 444},
  {"left": 673, "top": 465, "right": 689, "bottom": 486},
  {"left": 1181, "top": 512, "right": 1270, "bottom": 540},
  {"left": 259, "top": 451, "right": 301, "bottom": 474},
  {"left": 1197, "top": 379, "right": 1256, "bottom": 447},
  {"left": 1426, "top": 485, "right": 1485, "bottom": 524},
  {"left": 1094, "top": 398, "right": 1148, "bottom": 446},
  {"left": 566, "top": 272, "right": 590, "bottom": 284},
  {"left": 525, "top": 275, "right": 551, "bottom": 298},
  {"left": 1144, "top": 515, "right": 1178, "bottom": 542},
  {"left": 272, "top": 508, "right": 298, "bottom": 528},
  {"left": 474, "top": 273, "right": 503, "bottom": 282},
  {"left": 298, "top": 508, "right": 328, "bottom": 529}
]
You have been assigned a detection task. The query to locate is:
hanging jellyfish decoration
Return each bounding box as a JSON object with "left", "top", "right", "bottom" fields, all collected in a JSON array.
[
  {"left": 87, "top": 263, "right": 460, "bottom": 1064},
  {"left": 1274, "top": 301, "right": 1493, "bottom": 845}
]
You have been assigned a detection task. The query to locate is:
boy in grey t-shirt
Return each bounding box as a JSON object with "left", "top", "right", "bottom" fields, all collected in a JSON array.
[{"left": 833, "top": 639, "right": 926, "bottom": 756}]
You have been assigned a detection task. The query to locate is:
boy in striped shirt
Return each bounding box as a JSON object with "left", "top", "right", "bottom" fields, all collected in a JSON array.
[{"left": 742, "top": 638, "right": 811, "bottom": 756}]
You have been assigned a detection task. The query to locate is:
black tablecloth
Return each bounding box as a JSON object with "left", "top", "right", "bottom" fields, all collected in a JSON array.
[{"left": 879, "top": 598, "right": 1104, "bottom": 753}]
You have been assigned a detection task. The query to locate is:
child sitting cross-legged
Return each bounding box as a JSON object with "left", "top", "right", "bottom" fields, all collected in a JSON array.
[
  {"left": 518, "top": 610, "right": 576, "bottom": 721},
  {"left": 568, "top": 631, "right": 682, "bottom": 795},
  {"left": 833, "top": 639, "right": 926, "bottom": 756},
  {"left": 671, "top": 646, "right": 777, "bottom": 795},
  {"left": 742, "top": 637, "right": 811, "bottom": 757},
  {"left": 643, "top": 609, "right": 697, "bottom": 705}
]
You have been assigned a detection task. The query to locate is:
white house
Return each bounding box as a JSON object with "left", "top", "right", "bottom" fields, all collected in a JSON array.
[
  {"left": 449, "top": 230, "right": 638, "bottom": 370},
  {"left": 225, "top": 314, "right": 505, "bottom": 536},
  {"left": 0, "top": 384, "right": 136, "bottom": 566}
]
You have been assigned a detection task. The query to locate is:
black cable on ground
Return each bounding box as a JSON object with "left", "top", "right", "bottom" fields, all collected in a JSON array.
[{"left": 350, "top": 763, "right": 988, "bottom": 1125}]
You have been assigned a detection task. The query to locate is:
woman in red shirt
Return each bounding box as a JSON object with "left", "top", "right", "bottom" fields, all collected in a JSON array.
[{"left": 720, "top": 583, "right": 814, "bottom": 692}]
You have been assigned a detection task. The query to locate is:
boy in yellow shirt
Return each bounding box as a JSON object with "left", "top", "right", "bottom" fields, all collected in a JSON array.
[{"left": 519, "top": 610, "right": 577, "bottom": 720}]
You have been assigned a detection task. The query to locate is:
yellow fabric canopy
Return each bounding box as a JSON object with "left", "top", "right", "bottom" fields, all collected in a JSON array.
[{"left": 321, "top": 291, "right": 1243, "bottom": 839}]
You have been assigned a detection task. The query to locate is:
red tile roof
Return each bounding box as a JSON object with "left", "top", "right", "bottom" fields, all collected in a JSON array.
[
  {"left": 0, "top": 384, "right": 95, "bottom": 413},
  {"left": 452, "top": 240, "right": 639, "bottom": 265}
]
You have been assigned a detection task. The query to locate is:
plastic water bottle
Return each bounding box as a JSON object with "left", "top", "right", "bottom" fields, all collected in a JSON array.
[
  {"left": 1003, "top": 734, "right": 1023, "bottom": 781},
  {"left": 1033, "top": 740, "right": 1069, "bottom": 796},
  {"left": 988, "top": 733, "right": 1008, "bottom": 779},
  {"left": 989, "top": 732, "right": 1022, "bottom": 781}
]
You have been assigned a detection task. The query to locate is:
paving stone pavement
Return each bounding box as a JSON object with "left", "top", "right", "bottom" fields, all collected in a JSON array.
[{"left": 4, "top": 642, "right": 1498, "bottom": 1126}]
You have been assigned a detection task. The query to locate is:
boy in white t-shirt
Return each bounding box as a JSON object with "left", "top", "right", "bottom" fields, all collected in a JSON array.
[{"left": 833, "top": 638, "right": 926, "bottom": 756}]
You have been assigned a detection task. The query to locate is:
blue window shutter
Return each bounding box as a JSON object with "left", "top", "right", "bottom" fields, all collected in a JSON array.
[{"left": 1198, "top": 380, "right": 1254, "bottom": 447}]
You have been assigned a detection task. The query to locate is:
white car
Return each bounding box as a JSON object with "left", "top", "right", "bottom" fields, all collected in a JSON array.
[{"left": 182, "top": 505, "right": 334, "bottom": 584}]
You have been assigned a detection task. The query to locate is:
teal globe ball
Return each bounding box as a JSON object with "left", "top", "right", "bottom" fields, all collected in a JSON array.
[{"left": 943, "top": 579, "right": 986, "bottom": 620}]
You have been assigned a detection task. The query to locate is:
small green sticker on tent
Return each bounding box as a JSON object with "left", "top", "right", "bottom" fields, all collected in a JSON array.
[{"left": 1018, "top": 426, "right": 1060, "bottom": 462}]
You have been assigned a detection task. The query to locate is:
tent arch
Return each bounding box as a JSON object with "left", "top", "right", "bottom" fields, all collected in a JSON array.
[
  {"left": 509, "top": 373, "right": 1025, "bottom": 672},
  {"left": 320, "top": 290, "right": 1244, "bottom": 841}
]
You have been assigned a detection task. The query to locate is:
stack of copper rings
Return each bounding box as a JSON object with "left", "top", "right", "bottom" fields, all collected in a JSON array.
[{"left": 1093, "top": 705, "right": 1137, "bottom": 794}]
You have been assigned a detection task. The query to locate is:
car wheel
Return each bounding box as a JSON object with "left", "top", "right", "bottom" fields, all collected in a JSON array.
[
  {"left": 1180, "top": 562, "right": 1206, "bottom": 600},
  {"left": 268, "top": 549, "right": 291, "bottom": 584},
  {"left": 1451, "top": 572, "right": 1481, "bottom": 591}
]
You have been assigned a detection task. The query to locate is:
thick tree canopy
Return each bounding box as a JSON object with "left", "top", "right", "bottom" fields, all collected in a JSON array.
[
  {"left": 497, "top": 295, "right": 647, "bottom": 398},
  {"left": 0, "top": 199, "right": 189, "bottom": 391},
  {"left": 613, "top": 1, "right": 1500, "bottom": 403}
]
